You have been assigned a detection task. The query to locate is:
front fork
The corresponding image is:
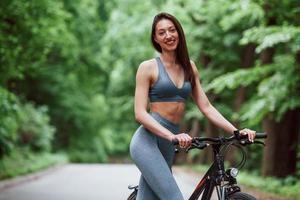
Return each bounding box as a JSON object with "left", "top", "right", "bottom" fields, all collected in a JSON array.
[
  {"left": 215, "top": 178, "right": 241, "bottom": 200},
  {"left": 216, "top": 185, "right": 226, "bottom": 200},
  {"left": 191, "top": 145, "right": 241, "bottom": 200},
  {"left": 214, "top": 147, "right": 240, "bottom": 199}
]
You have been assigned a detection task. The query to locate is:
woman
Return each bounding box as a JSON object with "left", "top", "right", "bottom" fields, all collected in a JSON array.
[{"left": 129, "top": 12, "right": 256, "bottom": 200}]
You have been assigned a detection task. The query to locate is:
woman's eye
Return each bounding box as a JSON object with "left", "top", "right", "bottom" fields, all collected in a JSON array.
[
  {"left": 170, "top": 29, "right": 176, "bottom": 32},
  {"left": 158, "top": 32, "right": 165, "bottom": 36}
]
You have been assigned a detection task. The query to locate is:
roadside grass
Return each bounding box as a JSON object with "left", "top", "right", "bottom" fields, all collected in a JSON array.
[
  {"left": 188, "top": 165, "right": 300, "bottom": 199},
  {"left": 0, "top": 148, "right": 68, "bottom": 180}
]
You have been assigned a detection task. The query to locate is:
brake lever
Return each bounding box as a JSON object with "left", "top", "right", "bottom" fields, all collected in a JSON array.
[
  {"left": 185, "top": 142, "right": 209, "bottom": 153},
  {"left": 197, "top": 142, "right": 209, "bottom": 149},
  {"left": 186, "top": 145, "right": 197, "bottom": 153},
  {"left": 239, "top": 139, "right": 252, "bottom": 146}
]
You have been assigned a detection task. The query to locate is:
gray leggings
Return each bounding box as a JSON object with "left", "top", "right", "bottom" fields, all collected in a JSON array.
[{"left": 130, "top": 112, "right": 184, "bottom": 200}]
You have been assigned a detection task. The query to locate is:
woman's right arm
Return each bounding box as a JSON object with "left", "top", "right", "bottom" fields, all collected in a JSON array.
[{"left": 134, "top": 61, "right": 175, "bottom": 141}]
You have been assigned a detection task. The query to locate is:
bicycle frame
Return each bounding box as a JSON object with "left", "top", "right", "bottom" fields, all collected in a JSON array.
[
  {"left": 127, "top": 132, "right": 266, "bottom": 200},
  {"left": 188, "top": 144, "right": 239, "bottom": 200}
]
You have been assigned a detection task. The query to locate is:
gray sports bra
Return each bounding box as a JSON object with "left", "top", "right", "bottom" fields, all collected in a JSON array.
[{"left": 149, "top": 57, "right": 192, "bottom": 102}]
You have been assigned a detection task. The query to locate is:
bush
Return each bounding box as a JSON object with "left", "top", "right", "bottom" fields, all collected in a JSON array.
[
  {"left": 68, "top": 139, "right": 107, "bottom": 163},
  {"left": 0, "top": 87, "right": 55, "bottom": 157},
  {"left": 238, "top": 172, "right": 300, "bottom": 198},
  {"left": 0, "top": 148, "right": 68, "bottom": 180},
  {"left": 0, "top": 87, "right": 20, "bottom": 157},
  {"left": 17, "top": 104, "right": 55, "bottom": 152}
]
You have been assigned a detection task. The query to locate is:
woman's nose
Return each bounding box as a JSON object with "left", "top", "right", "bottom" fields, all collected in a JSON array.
[{"left": 165, "top": 31, "right": 172, "bottom": 38}]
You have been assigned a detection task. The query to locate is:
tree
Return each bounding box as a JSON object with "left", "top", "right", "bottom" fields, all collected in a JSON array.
[{"left": 207, "top": 1, "right": 300, "bottom": 177}]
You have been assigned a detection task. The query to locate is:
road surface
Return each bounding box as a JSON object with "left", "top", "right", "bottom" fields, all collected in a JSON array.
[{"left": 0, "top": 164, "right": 217, "bottom": 200}]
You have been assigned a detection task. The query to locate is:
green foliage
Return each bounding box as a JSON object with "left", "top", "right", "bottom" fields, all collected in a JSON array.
[
  {"left": 0, "top": 87, "right": 19, "bottom": 156},
  {"left": 240, "top": 56, "right": 300, "bottom": 123},
  {"left": 98, "top": 0, "right": 159, "bottom": 156},
  {"left": 0, "top": 0, "right": 299, "bottom": 180},
  {"left": 207, "top": 54, "right": 300, "bottom": 126},
  {"left": 0, "top": 0, "right": 76, "bottom": 84},
  {"left": 238, "top": 172, "right": 300, "bottom": 198},
  {"left": 101, "top": 127, "right": 134, "bottom": 155},
  {"left": 179, "top": 0, "right": 264, "bottom": 67},
  {"left": 0, "top": 87, "right": 55, "bottom": 156},
  {"left": 17, "top": 104, "right": 55, "bottom": 152},
  {"left": 1, "top": 0, "right": 114, "bottom": 162},
  {"left": 0, "top": 148, "right": 68, "bottom": 180},
  {"left": 241, "top": 26, "right": 300, "bottom": 53},
  {"left": 206, "top": 65, "right": 273, "bottom": 93},
  {"left": 68, "top": 139, "right": 107, "bottom": 163},
  {"left": 219, "top": 1, "right": 264, "bottom": 31},
  {"left": 254, "top": 0, "right": 300, "bottom": 25}
]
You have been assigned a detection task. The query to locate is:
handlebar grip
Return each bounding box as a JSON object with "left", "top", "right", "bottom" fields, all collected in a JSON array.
[
  {"left": 172, "top": 139, "right": 179, "bottom": 145},
  {"left": 234, "top": 130, "right": 267, "bottom": 139},
  {"left": 255, "top": 132, "right": 267, "bottom": 139},
  {"left": 172, "top": 138, "right": 196, "bottom": 145}
]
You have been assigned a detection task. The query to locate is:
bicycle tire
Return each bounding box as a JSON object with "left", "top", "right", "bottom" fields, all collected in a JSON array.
[{"left": 227, "top": 192, "right": 256, "bottom": 200}]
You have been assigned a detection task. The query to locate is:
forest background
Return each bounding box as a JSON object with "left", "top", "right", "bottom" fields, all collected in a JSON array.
[{"left": 0, "top": 0, "right": 299, "bottom": 198}]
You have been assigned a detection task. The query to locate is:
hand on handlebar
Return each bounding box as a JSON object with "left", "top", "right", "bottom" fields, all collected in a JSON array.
[
  {"left": 171, "top": 133, "right": 192, "bottom": 148},
  {"left": 239, "top": 128, "right": 256, "bottom": 142}
]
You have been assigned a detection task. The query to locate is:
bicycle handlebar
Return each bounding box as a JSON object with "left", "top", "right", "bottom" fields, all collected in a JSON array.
[
  {"left": 252, "top": 132, "right": 267, "bottom": 139},
  {"left": 172, "top": 131, "right": 267, "bottom": 146}
]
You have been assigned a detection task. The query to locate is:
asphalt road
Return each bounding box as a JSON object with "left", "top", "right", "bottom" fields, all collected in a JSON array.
[{"left": 0, "top": 164, "right": 216, "bottom": 200}]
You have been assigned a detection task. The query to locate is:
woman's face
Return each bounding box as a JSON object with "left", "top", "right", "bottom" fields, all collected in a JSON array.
[{"left": 154, "top": 19, "right": 179, "bottom": 52}]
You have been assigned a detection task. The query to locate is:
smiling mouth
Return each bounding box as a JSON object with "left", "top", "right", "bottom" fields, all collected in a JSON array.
[{"left": 165, "top": 39, "right": 176, "bottom": 45}]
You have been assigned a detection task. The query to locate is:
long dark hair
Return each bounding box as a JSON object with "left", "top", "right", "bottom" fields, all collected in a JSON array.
[{"left": 151, "top": 12, "right": 195, "bottom": 88}]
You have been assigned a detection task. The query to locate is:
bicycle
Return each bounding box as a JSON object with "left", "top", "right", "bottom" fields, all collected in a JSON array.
[{"left": 127, "top": 130, "right": 267, "bottom": 200}]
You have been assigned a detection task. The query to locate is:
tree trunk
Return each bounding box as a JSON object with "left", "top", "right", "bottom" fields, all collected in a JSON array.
[
  {"left": 226, "top": 44, "right": 256, "bottom": 165},
  {"left": 196, "top": 53, "right": 220, "bottom": 164},
  {"left": 234, "top": 43, "right": 256, "bottom": 112},
  {"left": 261, "top": 48, "right": 300, "bottom": 177},
  {"left": 262, "top": 109, "right": 300, "bottom": 177}
]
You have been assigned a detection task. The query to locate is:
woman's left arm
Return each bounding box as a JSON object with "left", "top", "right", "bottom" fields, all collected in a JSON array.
[{"left": 190, "top": 61, "right": 255, "bottom": 141}]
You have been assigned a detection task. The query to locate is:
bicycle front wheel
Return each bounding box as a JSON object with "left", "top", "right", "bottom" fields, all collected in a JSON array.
[{"left": 227, "top": 192, "right": 256, "bottom": 200}]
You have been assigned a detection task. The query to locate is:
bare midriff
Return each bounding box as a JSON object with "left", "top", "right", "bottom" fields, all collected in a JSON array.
[{"left": 150, "top": 102, "right": 185, "bottom": 124}]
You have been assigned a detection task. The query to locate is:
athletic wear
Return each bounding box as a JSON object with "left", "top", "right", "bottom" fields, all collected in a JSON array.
[
  {"left": 130, "top": 58, "right": 190, "bottom": 199},
  {"left": 130, "top": 112, "right": 184, "bottom": 200},
  {"left": 149, "top": 57, "right": 191, "bottom": 102}
]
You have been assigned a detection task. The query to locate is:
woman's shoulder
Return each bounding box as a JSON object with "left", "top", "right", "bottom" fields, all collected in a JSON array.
[
  {"left": 139, "top": 58, "right": 157, "bottom": 68},
  {"left": 137, "top": 58, "right": 157, "bottom": 73},
  {"left": 189, "top": 59, "right": 200, "bottom": 76}
]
